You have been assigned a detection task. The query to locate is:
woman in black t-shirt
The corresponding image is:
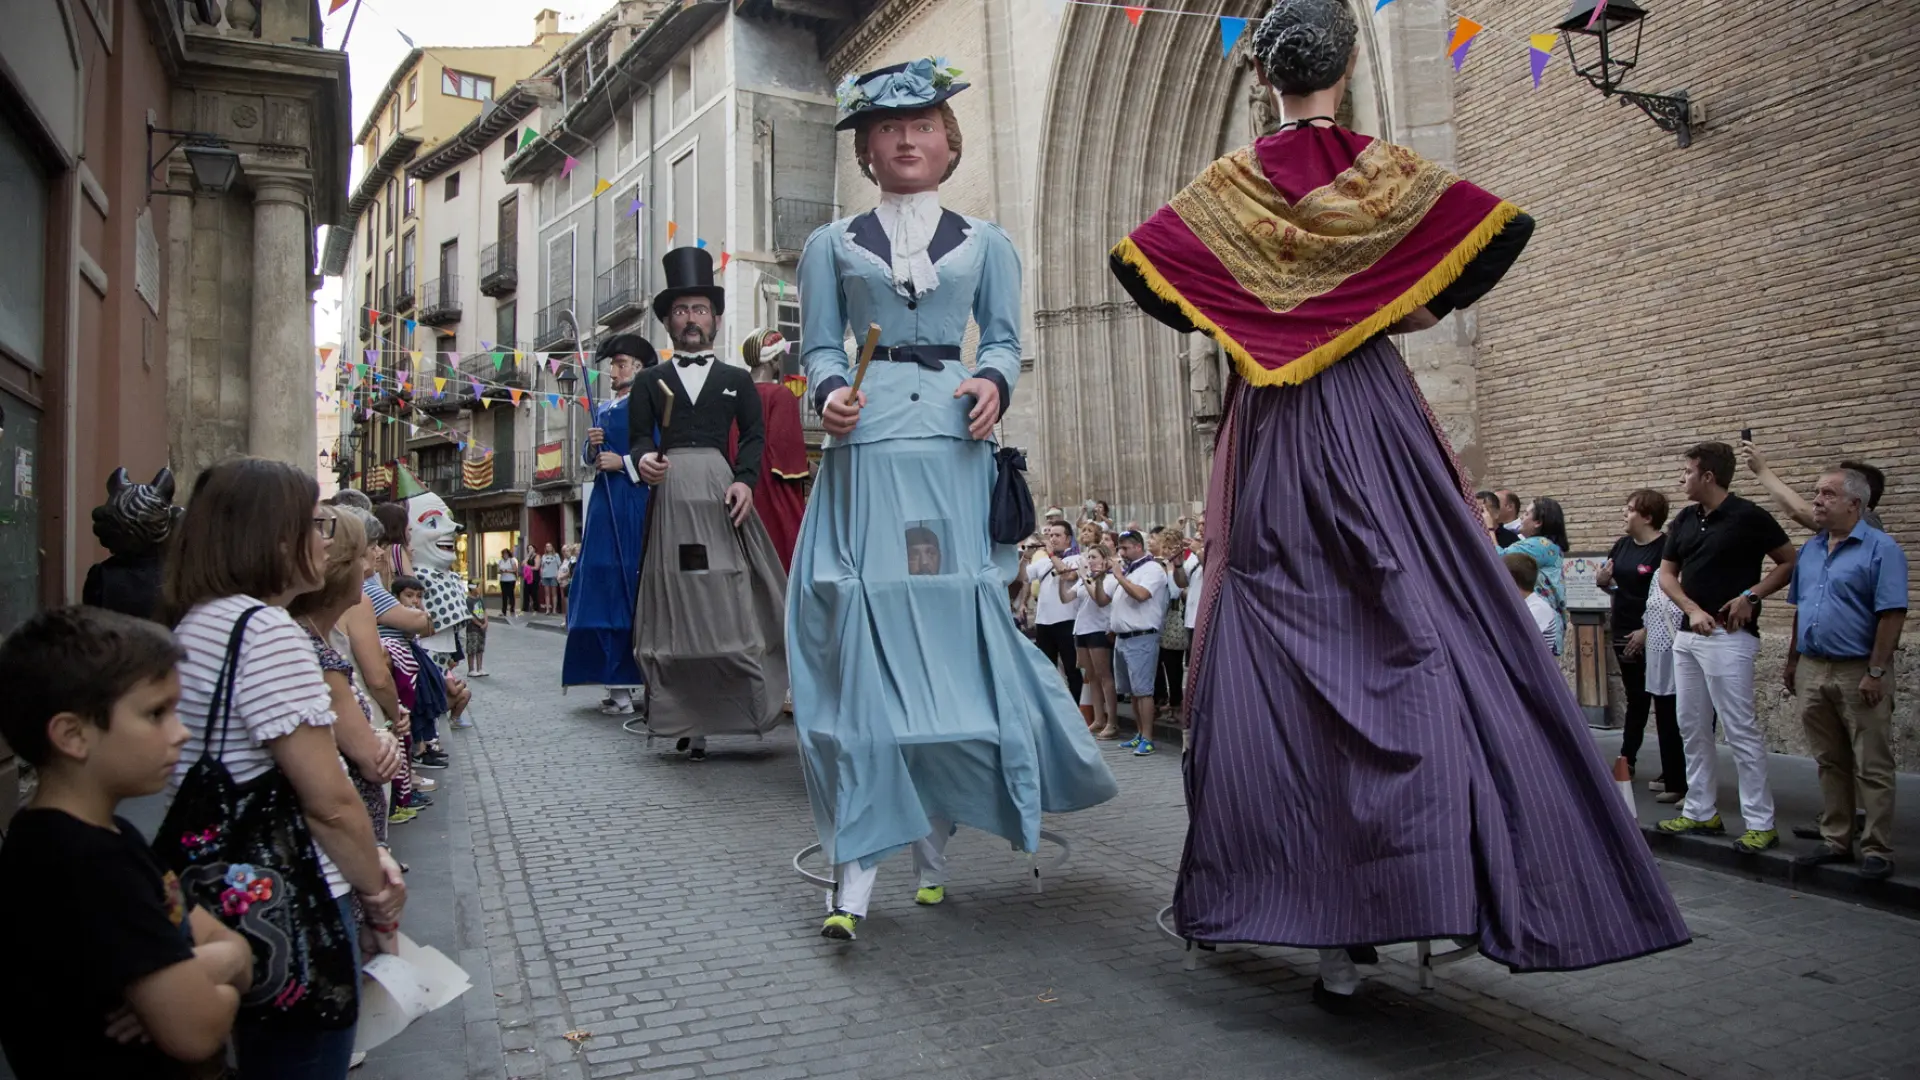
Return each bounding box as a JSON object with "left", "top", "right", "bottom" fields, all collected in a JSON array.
[{"left": 1595, "top": 488, "right": 1685, "bottom": 793}]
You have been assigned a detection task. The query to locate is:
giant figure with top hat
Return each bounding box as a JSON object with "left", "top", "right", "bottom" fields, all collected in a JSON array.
[
  {"left": 789, "top": 58, "right": 1116, "bottom": 941},
  {"left": 563, "top": 333, "right": 658, "bottom": 715},
  {"left": 1110, "top": 0, "right": 1688, "bottom": 1009},
  {"left": 626, "top": 247, "right": 790, "bottom": 759}
]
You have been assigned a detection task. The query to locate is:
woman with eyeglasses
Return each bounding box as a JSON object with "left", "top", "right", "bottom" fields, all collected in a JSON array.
[{"left": 160, "top": 458, "right": 404, "bottom": 1077}]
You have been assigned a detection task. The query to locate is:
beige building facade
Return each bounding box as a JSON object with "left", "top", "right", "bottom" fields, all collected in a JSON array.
[{"left": 824, "top": 0, "right": 1920, "bottom": 764}]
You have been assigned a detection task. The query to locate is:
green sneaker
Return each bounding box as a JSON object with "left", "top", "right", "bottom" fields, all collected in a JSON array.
[
  {"left": 1735, "top": 829, "right": 1779, "bottom": 853},
  {"left": 1656, "top": 813, "right": 1724, "bottom": 835},
  {"left": 388, "top": 806, "right": 419, "bottom": 825},
  {"left": 915, "top": 885, "right": 945, "bottom": 906},
  {"left": 820, "top": 911, "right": 860, "bottom": 940}
]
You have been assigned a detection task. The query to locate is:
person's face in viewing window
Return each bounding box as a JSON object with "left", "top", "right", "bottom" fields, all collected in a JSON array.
[{"left": 907, "top": 530, "right": 942, "bottom": 576}]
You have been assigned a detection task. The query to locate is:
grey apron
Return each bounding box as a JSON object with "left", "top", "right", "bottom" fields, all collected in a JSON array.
[{"left": 633, "top": 447, "right": 789, "bottom": 737}]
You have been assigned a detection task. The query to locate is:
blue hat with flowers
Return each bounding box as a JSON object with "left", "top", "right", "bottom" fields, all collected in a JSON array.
[{"left": 834, "top": 58, "right": 968, "bottom": 131}]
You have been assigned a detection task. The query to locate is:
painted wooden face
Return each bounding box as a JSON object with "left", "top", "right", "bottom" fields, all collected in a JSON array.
[{"left": 865, "top": 108, "right": 952, "bottom": 194}]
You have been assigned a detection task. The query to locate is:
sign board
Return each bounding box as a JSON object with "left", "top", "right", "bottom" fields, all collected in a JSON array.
[{"left": 1562, "top": 553, "right": 1613, "bottom": 612}]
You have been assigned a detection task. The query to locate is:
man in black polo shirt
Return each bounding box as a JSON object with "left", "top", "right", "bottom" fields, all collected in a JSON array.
[{"left": 1656, "top": 441, "right": 1797, "bottom": 852}]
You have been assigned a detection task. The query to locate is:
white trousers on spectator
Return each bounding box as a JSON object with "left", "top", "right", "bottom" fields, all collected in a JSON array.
[
  {"left": 1674, "top": 628, "right": 1774, "bottom": 831},
  {"left": 831, "top": 820, "right": 951, "bottom": 918}
]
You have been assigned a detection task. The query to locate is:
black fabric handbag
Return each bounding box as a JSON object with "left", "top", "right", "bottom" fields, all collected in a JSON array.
[
  {"left": 152, "top": 606, "right": 360, "bottom": 1031},
  {"left": 990, "top": 446, "right": 1037, "bottom": 546}
]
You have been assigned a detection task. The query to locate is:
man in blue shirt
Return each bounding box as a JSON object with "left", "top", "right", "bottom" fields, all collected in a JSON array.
[{"left": 1785, "top": 468, "right": 1908, "bottom": 881}]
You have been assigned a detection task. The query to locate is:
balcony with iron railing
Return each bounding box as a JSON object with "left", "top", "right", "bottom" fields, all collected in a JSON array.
[
  {"left": 393, "top": 267, "right": 417, "bottom": 313},
  {"left": 418, "top": 275, "right": 461, "bottom": 326},
  {"left": 595, "top": 258, "right": 644, "bottom": 327},
  {"left": 437, "top": 450, "right": 529, "bottom": 502},
  {"left": 479, "top": 241, "right": 517, "bottom": 297},
  {"left": 533, "top": 298, "right": 578, "bottom": 351},
  {"left": 774, "top": 197, "right": 837, "bottom": 255}
]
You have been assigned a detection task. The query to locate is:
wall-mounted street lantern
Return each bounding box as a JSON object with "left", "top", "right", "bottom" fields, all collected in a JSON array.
[
  {"left": 146, "top": 120, "right": 303, "bottom": 199},
  {"left": 1556, "top": 1, "right": 1700, "bottom": 148}
]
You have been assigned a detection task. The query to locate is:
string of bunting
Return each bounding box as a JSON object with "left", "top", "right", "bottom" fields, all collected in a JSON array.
[{"left": 1061, "top": 0, "right": 1578, "bottom": 88}]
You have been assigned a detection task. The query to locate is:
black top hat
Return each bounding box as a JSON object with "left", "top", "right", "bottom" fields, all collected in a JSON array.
[{"left": 653, "top": 247, "right": 726, "bottom": 323}]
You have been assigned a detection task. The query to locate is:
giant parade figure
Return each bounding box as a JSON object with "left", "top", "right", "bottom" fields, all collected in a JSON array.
[
  {"left": 741, "top": 328, "right": 810, "bottom": 570},
  {"left": 627, "top": 247, "right": 790, "bottom": 760},
  {"left": 1110, "top": 0, "right": 1688, "bottom": 1008},
  {"left": 564, "top": 334, "right": 657, "bottom": 716},
  {"left": 789, "top": 59, "right": 1117, "bottom": 941}
]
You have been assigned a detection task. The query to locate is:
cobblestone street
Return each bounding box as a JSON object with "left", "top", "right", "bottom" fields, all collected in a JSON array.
[{"left": 367, "top": 624, "right": 1920, "bottom": 1080}]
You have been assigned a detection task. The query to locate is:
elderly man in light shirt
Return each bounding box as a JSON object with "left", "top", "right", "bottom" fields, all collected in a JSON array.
[{"left": 1094, "top": 529, "right": 1172, "bottom": 756}]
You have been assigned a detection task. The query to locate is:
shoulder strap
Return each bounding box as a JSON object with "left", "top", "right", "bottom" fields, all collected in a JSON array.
[{"left": 207, "top": 605, "right": 267, "bottom": 764}]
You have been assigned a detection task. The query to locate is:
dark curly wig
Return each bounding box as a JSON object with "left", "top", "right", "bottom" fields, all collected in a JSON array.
[{"left": 1251, "top": 0, "right": 1359, "bottom": 96}]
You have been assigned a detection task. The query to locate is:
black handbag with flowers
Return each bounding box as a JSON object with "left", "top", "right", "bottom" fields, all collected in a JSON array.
[{"left": 152, "top": 606, "right": 359, "bottom": 1030}]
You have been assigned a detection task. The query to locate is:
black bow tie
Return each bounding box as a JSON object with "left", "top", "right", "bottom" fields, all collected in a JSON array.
[{"left": 676, "top": 354, "right": 712, "bottom": 368}]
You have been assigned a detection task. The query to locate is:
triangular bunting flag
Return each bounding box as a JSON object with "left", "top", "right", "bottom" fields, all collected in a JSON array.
[
  {"left": 591, "top": 178, "right": 612, "bottom": 198},
  {"left": 718, "top": 251, "right": 731, "bottom": 271},
  {"left": 695, "top": 237, "right": 707, "bottom": 250},
  {"left": 1529, "top": 34, "right": 1557, "bottom": 88},
  {"left": 404, "top": 319, "right": 416, "bottom": 336},
  {"left": 479, "top": 339, "right": 494, "bottom": 351},
  {"left": 626, "top": 196, "right": 644, "bottom": 218},
  {"left": 448, "top": 350, "right": 461, "bottom": 368},
  {"left": 364, "top": 349, "right": 378, "bottom": 366},
  {"left": 410, "top": 349, "right": 424, "bottom": 369},
  {"left": 319, "top": 346, "right": 335, "bottom": 362},
  {"left": 493, "top": 351, "right": 505, "bottom": 370},
  {"left": 1447, "top": 17, "right": 1484, "bottom": 56},
  {"left": 1374, "top": 0, "right": 1397, "bottom": 10},
  {"left": 547, "top": 356, "right": 559, "bottom": 374},
  {"left": 479, "top": 396, "right": 491, "bottom": 408},
  {"left": 512, "top": 350, "right": 524, "bottom": 367},
  {"left": 666, "top": 221, "right": 678, "bottom": 243},
  {"left": 1451, "top": 37, "right": 1474, "bottom": 71},
  {"left": 328, "top": 0, "right": 350, "bottom": 13},
  {"left": 1218, "top": 17, "right": 1247, "bottom": 56},
  {"left": 367, "top": 308, "right": 379, "bottom": 324},
  {"left": 562, "top": 156, "right": 579, "bottom": 178},
  {"left": 470, "top": 379, "right": 483, "bottom": 397},
  {"left": 578, "top": 395, "right": 589, "bottom": 410},
  {"left": 546, "top": 394, "right": 560, "bottom": 409},
  {"left": 1587, "top": 0, "right": 1610, "bottom": 30},
  {"left": 1124, "top": 6, "right": 1143, "bottom": 26},
  {"left": 509, "top": 388, "right": 523, "bottom": 406},
  {"left": 434, "top": 376, "right": 447, "bottom": 395},
  {"left": 520, "top": 128, "right": 538, "bottom": 150}
]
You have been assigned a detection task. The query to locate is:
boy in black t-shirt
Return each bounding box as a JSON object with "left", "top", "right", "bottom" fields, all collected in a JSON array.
[{"left": 0, "top": 607, "right": 255, "bottom": 1078}]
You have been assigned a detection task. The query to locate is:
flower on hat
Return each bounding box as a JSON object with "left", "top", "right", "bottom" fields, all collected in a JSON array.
[{"left": 836, "top": 58, "right": 965, "bottom": 121}]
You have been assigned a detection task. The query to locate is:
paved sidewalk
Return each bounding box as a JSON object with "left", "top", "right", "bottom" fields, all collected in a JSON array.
[
  {"left": 1591, "top": 729, "right": 1920, "bottom": 913},
  {"left": 362, "top": 624, "right": 1920, "bottom": 1080}
]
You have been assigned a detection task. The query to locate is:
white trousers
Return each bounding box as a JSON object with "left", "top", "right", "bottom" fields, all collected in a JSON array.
[
  {"left": 1317, "top": 950, "right": 1360, "bottom": 995},
  {"left": 830, "top": 820, "right": 952, "bottom": 918},
  {"left": 1674, "top": 628, "right": 1774, "bottom": 831}
]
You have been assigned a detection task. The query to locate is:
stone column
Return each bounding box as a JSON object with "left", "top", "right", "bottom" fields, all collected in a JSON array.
[{"left": 247, "top": 176, "right": 316, "bottom": 470}]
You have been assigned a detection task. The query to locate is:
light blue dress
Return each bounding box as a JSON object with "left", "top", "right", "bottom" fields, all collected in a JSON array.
[
  {"left": 1502, "top": 535, "right": 1567, "bottom": 654},
  {"left": 789, "top": 207, "right": 1117, "bottom": 871}
]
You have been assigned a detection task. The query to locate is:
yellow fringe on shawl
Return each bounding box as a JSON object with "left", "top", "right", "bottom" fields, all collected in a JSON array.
[{"left": 1111, "top": 199, "right": 1525, "bottom": 388}]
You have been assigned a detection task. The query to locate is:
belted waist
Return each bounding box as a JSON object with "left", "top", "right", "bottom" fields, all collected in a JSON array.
[{"left": 871, "top": 344, "right": 962, "bottom": 371}]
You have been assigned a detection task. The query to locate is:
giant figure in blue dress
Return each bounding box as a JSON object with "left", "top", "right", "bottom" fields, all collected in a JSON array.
[
  {"left": 790, "top": 59, "right": 1118, "bottom": 941},
  {"left": 563, "top": 334, "right": 656, "bottom": 713}
]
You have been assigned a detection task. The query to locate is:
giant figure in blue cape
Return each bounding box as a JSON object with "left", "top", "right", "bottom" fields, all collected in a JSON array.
[{"left": 563, "top": 334, "right": 657, "bottom": 714}]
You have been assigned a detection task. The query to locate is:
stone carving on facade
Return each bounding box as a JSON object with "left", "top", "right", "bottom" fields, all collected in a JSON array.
[
  {"left": 1187, "top": 334, "right": 1221, "bottom": 425},
  {"left": 1248, "top": 59, "right": 1281, "bottom": 139}
]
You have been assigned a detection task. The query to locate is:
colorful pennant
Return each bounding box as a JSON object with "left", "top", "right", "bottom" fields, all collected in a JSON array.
[
  {"left": 591, "top": 178, "right": 612, "bottom": 197},
  {"left": 1529, "top": 33, "right": 1556, "bottom": 88},
  {"left": 1218, "top": 16, "right": 1247, "bottom": 56},
  {"left": 562, "top": 156, "right": 579, "bottom": 178},
  {"left": 1124, "top": 6, "right": 1143, "bottom": 26}
]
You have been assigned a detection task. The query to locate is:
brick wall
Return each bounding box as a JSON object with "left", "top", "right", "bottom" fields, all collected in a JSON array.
[{"left": 1455, "top": 0, "right": 1920, "bottom": 766}]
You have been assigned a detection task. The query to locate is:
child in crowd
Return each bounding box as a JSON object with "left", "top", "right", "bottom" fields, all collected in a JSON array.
[
  {"left": 466, "top": 580, "right": 490, "bottom": 677},
  {"left": 390, "top": 576, "right": 452, "bottom": 771},
  {"left": 1504, "top": 552, "right": 1558, "bottom": 656},
  {"left": 0, "top": 607, "right": 255, "bottom": 1077}
]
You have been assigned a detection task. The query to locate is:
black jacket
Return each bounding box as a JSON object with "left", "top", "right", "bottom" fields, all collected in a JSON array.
[{"left": 626, "top": 359, "right": 764, "bottom": 488}]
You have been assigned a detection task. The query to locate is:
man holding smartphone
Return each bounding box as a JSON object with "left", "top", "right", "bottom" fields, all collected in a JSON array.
[
  {"left": 1657, "top": 441, "right": 1798, "bottom": 852},
  {"left": 1026, "top": 522, "right": 1084, "bottom": 702}
]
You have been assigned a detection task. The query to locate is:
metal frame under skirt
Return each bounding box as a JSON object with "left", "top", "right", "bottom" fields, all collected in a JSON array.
[
  {"left": 792, "top": 830, "right": 1073, "bottom": 898},
  {"left": 1154, "top": 904, "right": 1483, "bottom": 989}
]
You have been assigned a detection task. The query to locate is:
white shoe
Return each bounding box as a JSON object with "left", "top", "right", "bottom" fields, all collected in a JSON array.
[
  {"left": 601, "top": 702, "right": 635, "bottom": 716},
  {"left": 413, "top": 777, "right": 438, "bottom": 793}
]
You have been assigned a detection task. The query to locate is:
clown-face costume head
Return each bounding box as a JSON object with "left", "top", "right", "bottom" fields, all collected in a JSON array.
[{"left": 393, "top": 465, "right": 469, "bottom": 649}]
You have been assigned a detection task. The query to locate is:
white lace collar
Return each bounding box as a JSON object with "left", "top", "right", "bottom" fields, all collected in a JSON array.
[{"left": 875, "top": 190, "right": 943, "bottom": 299}]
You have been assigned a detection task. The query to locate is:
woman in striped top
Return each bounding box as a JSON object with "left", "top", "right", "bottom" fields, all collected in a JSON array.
[{"left": 162, "top": 458, "right": 405, "bottom": 1079}]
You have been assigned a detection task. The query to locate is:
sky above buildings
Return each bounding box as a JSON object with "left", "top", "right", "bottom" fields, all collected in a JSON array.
[{"left": 313, "top": 1, "right": 603, "bottom": 342}]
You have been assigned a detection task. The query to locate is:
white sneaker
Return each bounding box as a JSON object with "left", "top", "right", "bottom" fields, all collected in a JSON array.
[
  {"left": 600, "top": 702, "right": 635, "bottom": 716},
  {"left": 413, "top": 777, "right": 438, "bottom": 793}
]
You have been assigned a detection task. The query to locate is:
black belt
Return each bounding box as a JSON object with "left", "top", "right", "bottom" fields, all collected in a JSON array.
[
  {"left": 871, "top": 344, "right": 961, "bottom": 372},
  {"left": 1115, "top": 629, "right": 1157, "bottom": 639}
]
